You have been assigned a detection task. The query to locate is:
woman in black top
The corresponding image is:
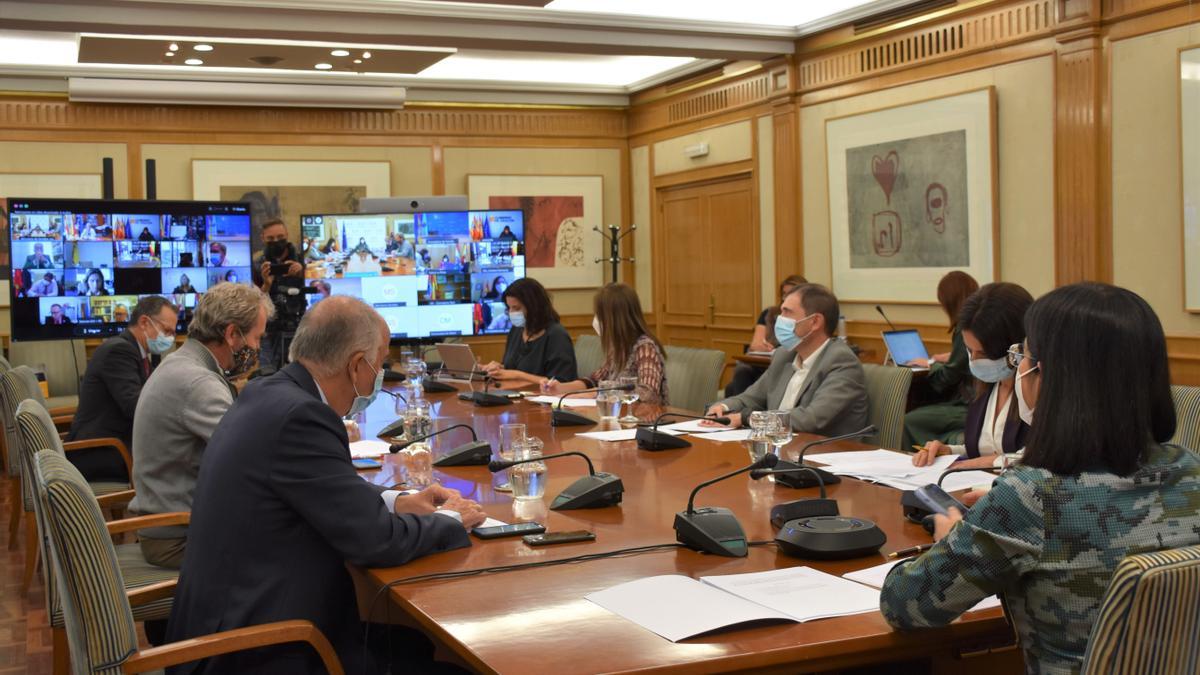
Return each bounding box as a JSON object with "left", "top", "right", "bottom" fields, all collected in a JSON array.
[{"left": 480, "top": 277, "right": 578, "bottom": 387}]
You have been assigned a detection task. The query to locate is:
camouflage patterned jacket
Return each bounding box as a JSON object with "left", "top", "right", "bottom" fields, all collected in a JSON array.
[{"left": 879, "top": 443, "right": 1200, "bottom": 675}]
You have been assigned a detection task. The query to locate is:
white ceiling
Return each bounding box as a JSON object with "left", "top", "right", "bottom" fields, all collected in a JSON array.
[{"left": 0, "top": 0, "right": 921, "bottom": 105}]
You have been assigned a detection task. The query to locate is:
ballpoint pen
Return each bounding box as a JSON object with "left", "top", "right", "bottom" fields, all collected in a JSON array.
[{"left": 888, "top": 543, "right": 935, "bottom": 559}]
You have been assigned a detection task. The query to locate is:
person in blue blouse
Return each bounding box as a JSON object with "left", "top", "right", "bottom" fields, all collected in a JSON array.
[{"left": 880, "top": 282, "right": 1200, "bottom": 674}]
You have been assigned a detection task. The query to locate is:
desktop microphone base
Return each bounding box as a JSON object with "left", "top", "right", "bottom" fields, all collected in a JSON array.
[
  {"left": 422, "top": 380, "right": 457, "bottom": 394},
  {"left": 673, "top": 507, "right": 748, "bottom": 557},
  {"left": 551, "top": 409, "right": 596, "bottom": 427},
  {"left": 775, "top": 515, "right": 886, "bottom": 560},
  {"left": 769, "top": 498, "right": 840, "bottom": 529},
  {"left": 550, "top": 473, "right": 624, "bottom": 510},
  {"left": 772, "top": 460, "right": 841, "bottom": 488},
  {"left": 635, "top": 427, "right": 692, "bottom": 451},
  {"left": 459, "top": 392, "right": 512, "bottom": 407},
  {"left": 432, "top": 440, "right": 493, "bottom": 467}
]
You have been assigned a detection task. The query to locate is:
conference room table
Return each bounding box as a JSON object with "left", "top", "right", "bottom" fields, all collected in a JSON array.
[{"left": 353, "top": 381, "right": 1014, "bottom": 674}]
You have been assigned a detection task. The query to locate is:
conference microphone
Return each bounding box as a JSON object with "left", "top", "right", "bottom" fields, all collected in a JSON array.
[
  {"left": 551, "top": 384, "right": 636, "bottom": 427},
  {"left": 488, "top": 451, "right": 623, "bottom": 510},
  {"left": 383, "top": 423, "right": 492, "bottom": 467},
  {"left": 673, "top": 453, "right": 779, "bottom": 557},
  {"left": 458, "top": 376, "right": 512, "bottom": 407},
  {"left": 875, "top": 304, "right": 898, "bottom": 331},
  {"left": 423, "top": 366, "right": 478, "bottom": 393},
  {"left": 635, "top": 412, "right": 731, "bottom": 451},
  {"left": 771, "top": 425, "right": 877, "bottom": 489},
  {"left": 753, "top": 465, "right": 887, "bottom": 559}
]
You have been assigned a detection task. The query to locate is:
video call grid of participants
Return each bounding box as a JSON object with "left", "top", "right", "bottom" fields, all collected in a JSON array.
[
  {"left": 300, "top": 210, "right": 525, "bottom": 336},
  {"left": 10, "top": 209, "right": 251, "bottom": 327}
]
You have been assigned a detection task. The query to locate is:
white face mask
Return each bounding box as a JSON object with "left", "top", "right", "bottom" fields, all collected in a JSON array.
[
  {"left": 592, "top": 316, "right": 601, "bottom": 336},
  {"left": 1015, "top": 364, "right": 1037, "bottom": 426}
]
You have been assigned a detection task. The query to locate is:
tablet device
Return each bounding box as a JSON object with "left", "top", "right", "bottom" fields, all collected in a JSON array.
[
  {"left": 434, "top": 343, "right": 483, "bottom": 380},
  {"left": 881, "top": 329, "right": 929, "bottom": 367}
]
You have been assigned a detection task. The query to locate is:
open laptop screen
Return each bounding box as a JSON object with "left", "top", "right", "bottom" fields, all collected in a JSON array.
[{"left": 881, "top": 329, "right": 929, "bottom": 366}]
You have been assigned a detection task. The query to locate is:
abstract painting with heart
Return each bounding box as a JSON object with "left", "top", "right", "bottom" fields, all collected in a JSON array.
[{"left": 844, "top": 129, "right": 969, "bottom": 269}]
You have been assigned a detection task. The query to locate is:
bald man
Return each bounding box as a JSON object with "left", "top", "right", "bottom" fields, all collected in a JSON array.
[{"left": 167, "top": 297, "right": 484, "bottom": 675}]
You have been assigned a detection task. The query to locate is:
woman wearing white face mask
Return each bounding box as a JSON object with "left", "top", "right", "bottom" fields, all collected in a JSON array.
[
  {"left": 912, "top": 282, "right": 1033, "bottom": 469},
  {"left": 480, "top": 277, "right": 577, "bottom": 387}
]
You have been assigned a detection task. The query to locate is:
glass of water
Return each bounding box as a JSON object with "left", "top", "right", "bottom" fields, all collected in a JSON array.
[
  {"left": 767, "top": 409, "right": 794, "bottom": 460},
  {"left": 496, "top": 423, "right": 527, "bottom": 492},
  {"left": 400, "top": 441, "right": 433, "bottom": 488},
  {"left": 745, "top": 411, "right": 774, "bottom": 463},
  {"left": 509, "top": 436, "right": 547, "bottom": 501},
  {"left": 597, "top": 379, "right": 622, "bottom": 421},
  {"left": 617, "top": 375, "right": 640, "bottom": 425},
  {"left": 405, "top": 356, "right": 426, "bottom": 396},
  {"left": 401, "top": 401, "right": 433, "bottom": 441}
]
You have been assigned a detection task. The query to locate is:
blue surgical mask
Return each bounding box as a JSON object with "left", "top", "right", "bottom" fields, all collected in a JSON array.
[
  {"left": 509, "top": 311, "right": 526, "bottom": 328},
  {"left": 147, "top": 330, "right": 174, "bottom": 355},
  {"left": 348, "top": 357, "right": 384, "bottom": 416},
  {"left": 774, "top": 315, "right": 800, "bottom": 351},
  {"left": 968, "top": 355, "right": 1014, "bottom": 383}
]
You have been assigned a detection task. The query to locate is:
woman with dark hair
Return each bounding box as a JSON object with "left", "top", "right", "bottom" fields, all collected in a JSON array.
[
  {"left": 881, "top": 283, "right": 1200, "bottom": 674},
  {"left": 723, "top": 274, "right": 808, "bottom": 397},
  {"left": 901, "top": 270, "right": 980, "bottom": 447},
  {"left": 912, "top": 282, "right": 1033, "bottom": 469},
  {"left": 541, "top": 283, "right": 668, "bottom": 405},
  {"left": 480, "top": 278, "right": 577, "bottom": 386},
  {"left": 81, "top": 267, "right": 109, "bottom": 296},
  {"left": 481, "top": 275, "right": 508, "bottom": 301}
]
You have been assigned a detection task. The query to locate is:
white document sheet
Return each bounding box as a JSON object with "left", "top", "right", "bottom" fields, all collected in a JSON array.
[
  {"left": 843, "top": 559, "right": 1001, "bottom": 613},
  {"left": 525, "top": 395, "right": 597, "bottom": 408},
  {"left": 690, "top": 428, "right": 754, "bottom": 443},
  {"left": 700, "top": 566, "right": 881, "bottom": 623},
  {"left": 658, "top": 419, "right": 730, "bottom": 433},
  {"left": 804, "top": 449, "right": 997, "bottom": 492},
  {"left": 577, "top": 428, "right": 682, "bottom": 442},
  {"left": 349, "top": 440, "right": 392, "bottom": 458}
]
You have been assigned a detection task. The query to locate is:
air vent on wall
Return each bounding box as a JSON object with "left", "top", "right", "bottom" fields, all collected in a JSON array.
[
  {"left": 853, "top": 0, "right": 957, "bottom": 33},
  {"left": 68, "top": 78, "right": 406, "bottom": 109}
]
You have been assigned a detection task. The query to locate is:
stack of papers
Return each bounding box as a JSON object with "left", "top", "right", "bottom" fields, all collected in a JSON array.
[
  {"left": 657, "top": 419, "right": 729, "bottom": 434},
  {"left": 804, "top": 449, "right": 998, "bottom": 492},
  {"left": 525, "top": 395, "right": 597, "bottom": 408},
  {"left": 349, "top": 440, "right": 392, "bottom": 458},
  {"left": 690, "top": 428, "right": 754, "bottom": 442},
  {"left": 576, "top": 427, "right": 682, "bottom": 442},
  {"left": 585, "top": 566, "right": 881, "bottom": 642},
  {"left": 843, "top": 559, "right": 1001, "bottom": 613}
]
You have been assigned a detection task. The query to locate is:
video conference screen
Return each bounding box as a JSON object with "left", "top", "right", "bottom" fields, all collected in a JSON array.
[
  {"left": 299, "top": 209, "right": 525, "bottom": 338},
  {"left": 6, "top": 198, "right": 253, "bottom": 341}
]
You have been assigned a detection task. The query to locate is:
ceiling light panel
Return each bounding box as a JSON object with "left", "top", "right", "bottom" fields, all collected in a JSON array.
[{"left": 415, "top": 50, "right": 695, "bottom": 87}]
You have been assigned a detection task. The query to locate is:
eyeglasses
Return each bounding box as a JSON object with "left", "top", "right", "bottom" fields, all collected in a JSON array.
[
  {"left": 150, "top": 315, "right": 177, "bottom": 338},
  {"left": 1006, "top": 342, "right": 1038, "bottom": 370}
]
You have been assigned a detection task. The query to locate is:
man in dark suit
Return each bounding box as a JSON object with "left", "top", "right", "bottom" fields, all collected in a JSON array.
[
  {"left": 66, "top": 295, "right": 177, "bottom": 482},
  {"left": 166, "top": 296, "right": 485, "bottom": 674}
]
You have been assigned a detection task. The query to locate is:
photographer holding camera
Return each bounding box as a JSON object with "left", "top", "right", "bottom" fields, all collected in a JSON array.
[{"left": 253, "top": 218, "right": 305, "bottom": 373}]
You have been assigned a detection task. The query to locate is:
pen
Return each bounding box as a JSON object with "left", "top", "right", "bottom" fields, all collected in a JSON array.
[
  {"left": 888, "top": 543, "right": 934, "bottom": 559},
  {"left": 910, "top": 444, "right": 924, "bottom": 453}
]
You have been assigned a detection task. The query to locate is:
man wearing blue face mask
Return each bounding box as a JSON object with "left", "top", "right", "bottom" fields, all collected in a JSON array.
[
  {"left": 67, "top": 295, "right": 178, "bottom": 482},
  {"left": 167, "top": 295, "right": 485, "bottom": 675},
  {"left": 705, "top": 284, "right": 868, "bottom": 436}
]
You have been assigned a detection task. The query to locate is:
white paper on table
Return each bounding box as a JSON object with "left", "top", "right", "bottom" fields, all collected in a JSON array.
[
  {"left": 525, "top": 395, "right": 597, "bottom": 408},
  {"left": 585, "top": 575, "right": 795, "bottom": 643},
  {"left": 658, "top": 419, "right": 731, "bottom": 433},
  {"left": 478, "top": 517, "right": 508, "bottom": 528},
  {"left": 843, "top": 559, "right": 1001, "bottom": 613},
  {"left": 577, "top": 428, "right": 682, "bottom": 442},
  {"left": 803, "top": 450, "right": 994, "bottom": 493},
  {"left": 937, "top": 470, "right": 999, "bottom": 492},
  {"left": 349, "top": 440, "right": 391, "bottom": 458},
  {"left": 700, "top": 566, "right": 881, "bottom": 623},
  {"left": 690, "top": 428, "right": 754, "bottom": 443}
]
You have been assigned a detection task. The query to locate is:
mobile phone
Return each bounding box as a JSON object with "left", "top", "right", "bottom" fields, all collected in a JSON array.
[
  {"left": 523, "top": 530, "right": 596, "bottom": 547},
  {"left": 351, "top": 458, "right": 382, "bottom": 470},
  {"left": 912, "top": 484, "right": 968, "bottom": 516},
  {"left": 471, "top": 522, "right": 545, "bottom": 539}
]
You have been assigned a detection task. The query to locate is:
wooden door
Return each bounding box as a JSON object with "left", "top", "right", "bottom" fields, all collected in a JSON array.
[{"left": 655, "top": 175, "right": 759, "bottom": 375}]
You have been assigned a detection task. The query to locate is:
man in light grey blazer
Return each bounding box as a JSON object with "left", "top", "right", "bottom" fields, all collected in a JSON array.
[{"left": 707, "top": 284, "right": 868, "bottom": 436}]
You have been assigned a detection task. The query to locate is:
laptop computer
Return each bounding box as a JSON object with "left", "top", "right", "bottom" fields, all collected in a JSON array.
[
  {"left": 434, "top": 343, "right": 484, "bottom": 380},
  {"left": 880, "top": 329, "right": 931, "bottom": 370}
]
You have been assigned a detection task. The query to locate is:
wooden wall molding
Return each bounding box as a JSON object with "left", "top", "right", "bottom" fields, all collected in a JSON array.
[
  {"left": 0, "top": 99, "right": 628, "bottom": 139},
  {"left": 772, "top": 103, "right": 802, "bottom": 277},
  {"left": 628, "top": 65, "right": 789, "bottom": 138}
]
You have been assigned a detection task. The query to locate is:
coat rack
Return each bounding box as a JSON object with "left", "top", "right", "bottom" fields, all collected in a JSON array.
[{"left": 594, "top": 224, "right": 636, "bottom": 284}]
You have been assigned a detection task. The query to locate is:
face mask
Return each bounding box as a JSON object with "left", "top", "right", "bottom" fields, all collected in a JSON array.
[
  {"left": 264, "top": 240, "right": 288, "bottom": 260},
  {"left": 348, "top": 357, "right": 384, "bottom": 416},
  {"left": 146, "top": 320, "right": 174, "bottom": 355},
  {"left": 774, "top": 315, "right": 800, "bottom": 351},
  {"left": 592, "top": 316, "right": 601, "bottom": 336},
  {"left": 1015, "top": 364, "right": 1038, "bottom": 426},
  {"left": 509, "top": 311, "right": 526, "bottom": 328},
  {"left": 228, "top": 328, "right": 259, "bottom": 376},
  {"left": 968, "top": 355, "right": 1014, "bottom": 383}
]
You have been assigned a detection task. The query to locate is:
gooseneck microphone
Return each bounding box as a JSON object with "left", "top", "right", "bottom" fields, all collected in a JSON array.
[
  {"left": 488, "top": 451, "right": 623, "bottom": 510},
  {"left": 772, "top": 425, "right": 877, "bottom": 489},
  {"left": 551, "top": 384, "right": 636, "bottom": 427},
  {"left": 875, "top": 305, "right": 898, "bottom": 331},
  {"left": 382, "top": 424, "right": 492, "bottom": 467},
  {"left": 635, "top": 412, "right": 731, "bottom": 451},
  {"left": 458, "top": 375, "right": 512, "bottom": 407},
  {"left": 673, "top": 453, "right": 778, "bottom": 557}
]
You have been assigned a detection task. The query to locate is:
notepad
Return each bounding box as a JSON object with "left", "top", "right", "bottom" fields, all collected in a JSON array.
[
  {"left": 843, "top": 559, "right": 1002, "bottom": 613},
  {"left": 585, "top": 566, "right": 881, "bottom": 642},
  {"left": 349, "top": 440, "right": 391, "bottom": 458}
]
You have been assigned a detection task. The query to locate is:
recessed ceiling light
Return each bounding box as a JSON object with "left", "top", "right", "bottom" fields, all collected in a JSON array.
[
  {"left": 168, "top": 43, "right": 179, "bottom": 51},
  {"left": 184, "top": 58, "right": 204, "bottom": 66},
  {"left": 314, "top": 63, "right": 333, "bottom": 70},
  {"left": 331, "top": 49, "right": 350, "bottom": 57},
  {"left": 193, "top": 44, "right": 213, "bottom": 52},
  {"left": 362, "top": 51, "right": 371, "bottom": 59},
  {"left": 165, "top": 51, "right": 175, "bottom": 57},
  {"left": 353, "top": 59, "right": 362, "bottom": 64}
]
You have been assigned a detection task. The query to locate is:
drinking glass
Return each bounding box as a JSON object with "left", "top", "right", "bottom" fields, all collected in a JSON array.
[
  {"left": 597, "top": 379, "right": 622, "bottom": 421},
  {"left": 401, "top": 401, "right": 432, "bottom": 441},
  {"left": 767, "top": 409, "right": 794, "bottom": 460},
  {"left": 496, "top": 423, "right": 527, "bottom": 492},
  {"left": 745, "top": 411, "right": 774, "bottom": 463},
  {"left": 400, "top": 441, "right": 433, "bottom": 487},
  {"left": 404, "top": 356, "right": 427, "bottom": 396},
  {"left": 618, "top": 375, "right": 640, "bottom": 425},
  {"left": 509, "top": 436, "right": 547, "bottom": 501}
]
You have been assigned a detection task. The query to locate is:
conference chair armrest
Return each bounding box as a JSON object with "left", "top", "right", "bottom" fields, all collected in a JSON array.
[
  {"left": 106, "top": 511, "right": 190, "bottom": 536},
  {"left": 126, "top": 579, "right": 178, "bottom": 608},
  {"left": 63, "top": 437, "right": 132, "bottom": 480},
  {"left": 51, "top": 414, "right": 73, "bottom": 430},
  {"left": 96, "top": 489, "right": 136, "bottom": 508},
  {"left": 121, "top": 620, "right": 344, "bottom": 675},
  {"left": 48, "top": 405, "right": 76, "bottom": 418}
]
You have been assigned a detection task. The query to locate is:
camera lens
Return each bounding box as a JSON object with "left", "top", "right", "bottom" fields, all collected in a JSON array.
[{"left": 410, "top": 200, "right": 419, "bottom": 208}]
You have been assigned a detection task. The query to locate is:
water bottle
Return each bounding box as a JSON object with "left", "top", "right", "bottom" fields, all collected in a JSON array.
[{"left": 837, "top": 314, "right": 848, "bottom": 342}]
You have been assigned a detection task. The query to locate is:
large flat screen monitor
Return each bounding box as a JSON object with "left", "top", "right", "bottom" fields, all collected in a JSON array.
[
  {"left": 299, "top": 209, "right": 524, "bottom": 339},
  {"left": 6, "top": 197, "right": 254, "bottom": 342}
]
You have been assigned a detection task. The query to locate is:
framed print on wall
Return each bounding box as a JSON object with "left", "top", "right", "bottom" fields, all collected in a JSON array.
[
  {"left": 468, "top": 174, "right": 604, "bottom": 289},
  {"left": 1181, "top": 47, "right": 1200, "bottom": 311},
  {"left": 825, "top": 87, "right": 998, "bottom": 303}
]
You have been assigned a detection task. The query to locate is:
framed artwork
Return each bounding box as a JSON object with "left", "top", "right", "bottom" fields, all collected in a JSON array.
[
  {"left": 191, "top": 160, "right": 391, "bottom": 250},
  {"left": 468, "top": 174, "right": 604, "bottom": 289},
  {"left": 0, "top": 173, "right": 103, "bottom": 306},
  {"left": 825, "top": 87, "right": 997, "bottom": 303},
  {"left": 1181, "top": 47, "right": 1200, "bottom": 311}
]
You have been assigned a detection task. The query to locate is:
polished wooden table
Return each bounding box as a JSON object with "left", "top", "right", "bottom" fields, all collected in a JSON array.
[{"left": 351, "top": 383, "right": 1012, "bottom": 674}]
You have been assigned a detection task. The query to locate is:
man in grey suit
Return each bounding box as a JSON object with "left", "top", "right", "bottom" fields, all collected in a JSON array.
[{"left": 706, "top": 284, "right": 868, "bottom": 436}]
